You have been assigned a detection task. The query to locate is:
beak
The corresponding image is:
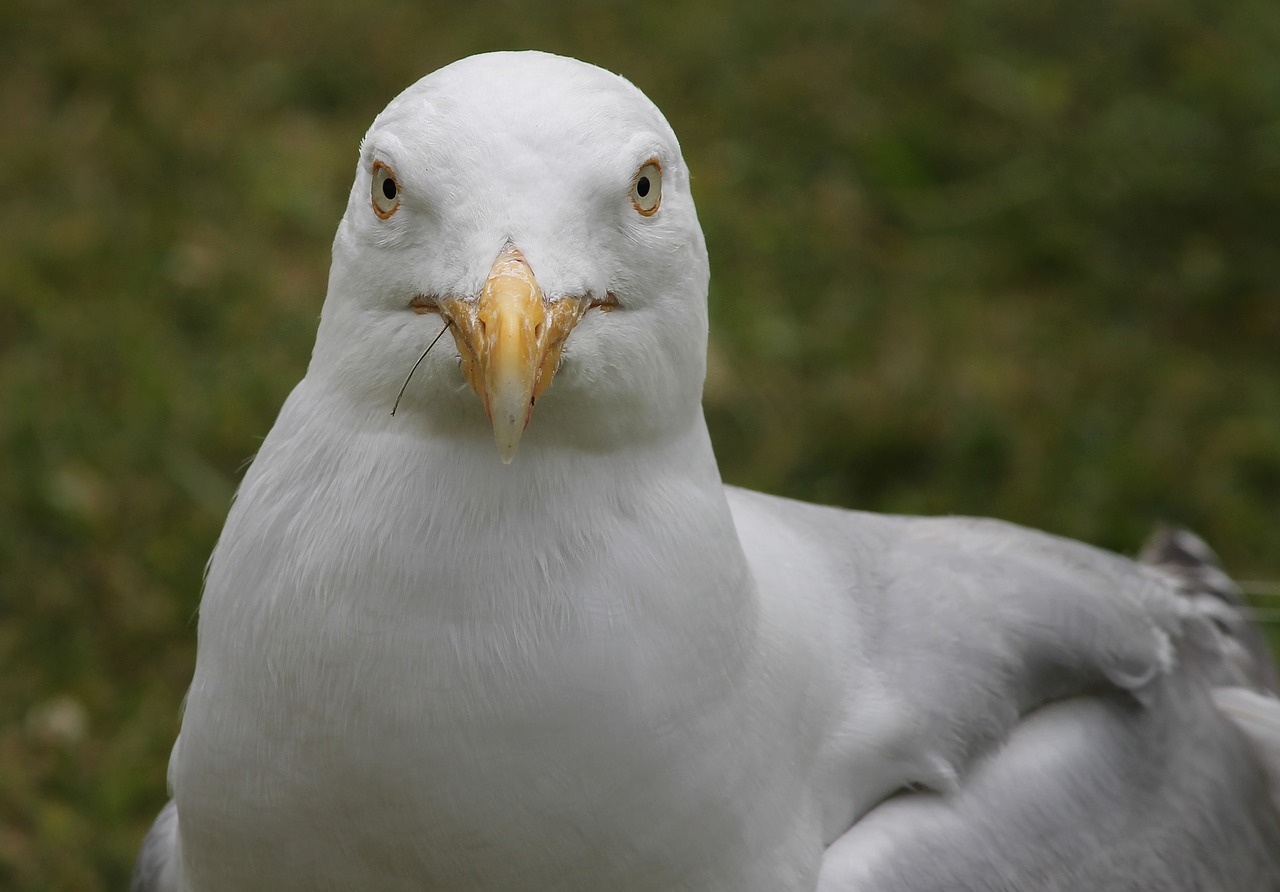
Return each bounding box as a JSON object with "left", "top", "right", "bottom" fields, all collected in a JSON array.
[{"left": 438, "top": 245, "right": 587, "bottom": 463}]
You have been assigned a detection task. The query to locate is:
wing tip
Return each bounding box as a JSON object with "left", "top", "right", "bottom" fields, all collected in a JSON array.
[{"left": 1138, "top": 524, "right": 1244, "bottom": 606}]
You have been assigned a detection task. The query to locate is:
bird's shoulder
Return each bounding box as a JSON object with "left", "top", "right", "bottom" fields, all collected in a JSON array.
[{"left": 725, "top": 483, "right": 1186, "bottom": 662}]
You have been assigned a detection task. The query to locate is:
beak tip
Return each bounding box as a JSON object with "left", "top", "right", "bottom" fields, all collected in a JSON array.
[{"left": 494, "top": 417, "right": 523, "bottom": 465}]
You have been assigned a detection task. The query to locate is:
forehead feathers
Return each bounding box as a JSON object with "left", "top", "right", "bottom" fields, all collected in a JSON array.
[{"left": 360, "top": 52, "right": 681, "bottom": 194}]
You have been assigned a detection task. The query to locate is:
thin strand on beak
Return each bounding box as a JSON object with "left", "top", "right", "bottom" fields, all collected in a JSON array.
[
  {"left": 390, "top": 321, "right": 452, "bottom": 417},
  {"left": 438, "top": 245, "right": 589, "bottom": 463}
]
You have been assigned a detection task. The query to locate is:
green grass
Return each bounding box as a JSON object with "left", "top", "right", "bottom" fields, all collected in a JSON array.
[{"left": 2, "top": 0, "right": 1279, "bottom": 888}]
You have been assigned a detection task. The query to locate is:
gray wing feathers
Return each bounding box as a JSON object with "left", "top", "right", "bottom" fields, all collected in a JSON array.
[
  {"left": 1142, "top": 525, "right": 1280, "bottom": 813},
  {"left": 1139, "top": 524, "right": 1279, "bottom": 691},
  {"left": 816, "top": 519, "right": 1280, "bottom": 891},
  {"left": 131, "top": 799, "right": 181, "bottom": 892},
  {"left": 821, "top": 676, "right": 1280, "bottom": 891},
  {"left": 727, "top": 488, "right": 1191, "bottom": 799},
  {"left": 860, "top": 516, "right": 1183, "bottom": 791}
]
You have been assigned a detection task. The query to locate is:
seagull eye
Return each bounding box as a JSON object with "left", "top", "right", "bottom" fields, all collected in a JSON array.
[
  {"left": 630, "top": 159, "right": 662, "bottom": 216},
  {"left": 371, "top": 161, "right": 401, "bottom": 219}
]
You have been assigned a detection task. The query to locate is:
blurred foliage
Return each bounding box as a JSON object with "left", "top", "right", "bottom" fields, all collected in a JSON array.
[{"left": 1, "top": 0, "right": 1278, "bottom": 888}]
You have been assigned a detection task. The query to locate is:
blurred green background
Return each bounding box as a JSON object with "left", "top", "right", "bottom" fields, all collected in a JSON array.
[{"left": 2, "top": 0, "right": 1278, "bottom": 888}]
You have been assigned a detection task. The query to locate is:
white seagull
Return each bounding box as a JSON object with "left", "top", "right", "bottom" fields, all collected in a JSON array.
[{"left": 133, "top": 51, "right": 1280, "bottom": 891}]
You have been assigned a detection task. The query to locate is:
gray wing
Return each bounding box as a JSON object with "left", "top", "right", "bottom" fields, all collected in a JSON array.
[
  {"left": 816, "top": 525, "right": 1280, "bottom": 891},
  {"left": 819, "top": 655, "right": 1280, "bottom": 890},
  {"left": 131, "top": 799, "right": 181, "bottom": 892}
]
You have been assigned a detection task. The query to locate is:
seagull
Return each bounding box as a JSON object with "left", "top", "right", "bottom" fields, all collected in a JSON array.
[{"left": 132, "top": 50, "right": 1280, "bottom": 891}]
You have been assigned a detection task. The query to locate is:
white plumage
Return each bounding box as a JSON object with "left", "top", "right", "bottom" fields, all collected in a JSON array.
[{"left": 133, "top": 51, "right": 1280, "bottom": 891}]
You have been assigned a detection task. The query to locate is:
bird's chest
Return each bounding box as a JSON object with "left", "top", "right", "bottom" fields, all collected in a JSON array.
[{"left": 172, "top": 575, "right": 818, "bottom": 891}]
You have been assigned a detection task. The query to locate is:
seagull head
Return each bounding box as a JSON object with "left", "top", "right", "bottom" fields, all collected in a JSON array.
[{"left": 312, "top": 51, "right": 711, "bottom": 463}]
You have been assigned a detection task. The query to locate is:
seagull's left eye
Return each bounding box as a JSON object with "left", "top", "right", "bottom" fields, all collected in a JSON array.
[
  {"left": 371, "top": 161, "right": 401, "bottom": 219},
  {"left": 630, "top": 159, "right": 662, "bottom": 216}
]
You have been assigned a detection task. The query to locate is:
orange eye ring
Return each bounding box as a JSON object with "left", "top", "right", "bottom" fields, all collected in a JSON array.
[
  {"left": 371, "top": 161, "right": 401, "bottom": 219},
  {"left": 630, "top": 158, "right": 662, "bottom": 216}
]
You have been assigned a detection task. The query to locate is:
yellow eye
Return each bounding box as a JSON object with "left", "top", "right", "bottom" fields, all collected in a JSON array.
[
  {"left": 630, "top": 158, "right": 662, "bottom": 216},
  {"left": 371, "top": 161, "right": 400, "bottom": 219}
]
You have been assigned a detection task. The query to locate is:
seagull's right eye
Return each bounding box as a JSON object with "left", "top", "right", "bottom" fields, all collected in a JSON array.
[
  {"left": 630, "top": 158, "right": 662, "bottom": 216},
  {"left": 371, "top": 161, "right": 401, "bottom": 219}
]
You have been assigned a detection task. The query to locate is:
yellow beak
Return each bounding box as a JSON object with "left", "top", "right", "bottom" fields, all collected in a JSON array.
[{"left": 438, "top": 245, "right": 587, "bottom": 463}]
